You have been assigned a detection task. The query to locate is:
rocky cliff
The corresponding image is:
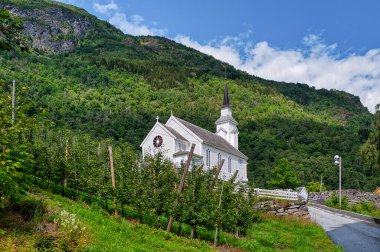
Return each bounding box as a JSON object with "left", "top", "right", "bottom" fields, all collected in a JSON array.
[{"left": 1, "top": 1, "right": 93, "bottom": 53}]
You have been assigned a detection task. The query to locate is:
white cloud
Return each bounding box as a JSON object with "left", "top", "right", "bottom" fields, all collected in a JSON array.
[
  {"left": 93, "top": 1, "right": 118, "bottom": 15},
  {"left": 91, "top": 1, "right": 166, "bottom": 36},
  {"left": 175, "top": 35, "right": 242, "bottom": 68},
  {"left": 176, "top": 34, "right": 380, "bottom": 112},
  {"left": 109, "top": 12, "right": 166, "bottom": 36},
  {"left": 55, "top": 0, "right": 79, "bottom": 4}
]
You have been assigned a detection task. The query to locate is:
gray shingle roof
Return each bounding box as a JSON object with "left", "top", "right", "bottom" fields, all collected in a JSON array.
[
  {"left": 161, "top": 123, "right": 188, "bottom": 142},
  {"left": 174, "top": 117, "right": 248, "bottom": 160},
  {"left": 215, "top": 115, "right": 238, "bottom": 125}
]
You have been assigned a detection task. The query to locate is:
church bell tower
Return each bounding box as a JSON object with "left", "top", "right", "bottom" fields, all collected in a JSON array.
[{"left": 215, "top": 84, "right": 239, "bottom": 148}]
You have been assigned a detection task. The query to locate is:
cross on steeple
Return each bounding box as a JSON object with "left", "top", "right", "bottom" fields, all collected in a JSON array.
[{"left": 156, "top": 115, "right": 159, "bottom": 122}]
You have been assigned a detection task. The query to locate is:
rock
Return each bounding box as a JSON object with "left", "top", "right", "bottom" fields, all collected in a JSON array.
[
  {"left": 268, "top": 211, "right": 277, "bottom": 215},
  {"left": 276, "top": 212, "right": 288, "bottom": 216},
  {"left": 277, "top": 208, "right": 284, "bottom": 213},
  {"left": 292, "top": 212, "right": 305, "bottom": 216},
  {"left": 286, "top": 208, "right": 299, "bottom": 214},
  {"left": 288, "top": 205, "right": 300, "bottom": 209},
  {"left": 300, "top": 206, "right": 308, "bottom": 211},
  {"left": 3, "top": 3, "right": 96, "bottom": 53},
  {"left": 309, "top": 190, "right": 380, "bottom": 207}
]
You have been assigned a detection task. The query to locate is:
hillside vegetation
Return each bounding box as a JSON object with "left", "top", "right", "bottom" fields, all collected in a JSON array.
[{"left": 0, "top": 0, "right": 378, "bottom": 191}]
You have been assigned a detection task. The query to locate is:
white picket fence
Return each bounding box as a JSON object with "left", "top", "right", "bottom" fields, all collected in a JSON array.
[{"left": 254, "top": 188, "right": 299, "bottom": 201}]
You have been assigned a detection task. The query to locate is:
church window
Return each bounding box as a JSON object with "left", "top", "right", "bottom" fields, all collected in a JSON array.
[
  {"left": 217, "top": 153, "right": 222, "bottom": 166},
  {"left": 228, "top": 157, "right": 232, "bottom": 173},
  {"left": 178, "top": 142, "right": 187, "bottom": 151},
  {"left": 206, "top": 149, "right": 210, "bottom": 167}
]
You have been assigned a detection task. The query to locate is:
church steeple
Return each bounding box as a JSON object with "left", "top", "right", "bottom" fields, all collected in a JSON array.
[
  {"left": 215, "top": 84, "right": 239, "bottom": 149},
  {"left": 222, "top": 84, "right": 230, "bottom": 108}
]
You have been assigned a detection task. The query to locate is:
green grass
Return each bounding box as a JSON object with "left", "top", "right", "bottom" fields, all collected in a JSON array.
[
  {"left": 0, "top": 189, "right": 342, "bottom": 251},
  {"left": 39, "top": 191, "right": 213, "bottom": 251},
  {"left": 349, "top": 201, "right": 380, "bottom": 218},
  {"left": 240, "top": 214, "right": 342, "bottom": 251}
]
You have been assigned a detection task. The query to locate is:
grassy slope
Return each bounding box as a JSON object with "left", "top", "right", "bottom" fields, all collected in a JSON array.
[
  {"left": 0, "top": 190, "right": 341, "bottom": 251},
  {"left": 0, "top": 190, "right": 212, "bottom": 251}
]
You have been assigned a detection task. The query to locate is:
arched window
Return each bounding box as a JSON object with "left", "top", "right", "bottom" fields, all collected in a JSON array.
[
  {"left": 206, "top": 149, "right": 210, "bottom": 168},
  {"left": 217, "top": 153, "right": 222, "bottom": 166},
  {"left": 228, "top": 157, "right": 232, "bottom": 173}
]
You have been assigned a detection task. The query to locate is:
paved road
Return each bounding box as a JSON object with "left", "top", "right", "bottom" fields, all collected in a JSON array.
[{"left": 309, "top": 206, "right": 380, "bottom": 252}]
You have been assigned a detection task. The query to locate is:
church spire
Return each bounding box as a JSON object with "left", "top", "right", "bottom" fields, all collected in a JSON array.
[
  {"left": 216, "top": 83, "right": 239, "bottom": 148},
  {"left": 222, "top": 84, "right": 230, "bottom": 108}
]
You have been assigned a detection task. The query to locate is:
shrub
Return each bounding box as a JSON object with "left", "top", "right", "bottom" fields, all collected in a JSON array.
[
  {"left": 11, "top": 196, "right": 45, "bottom": 222},
  {"left": 54, "top": 210, "right": 90, "bottom": 250},
  {"left": 306, "top": 181, "right": 326, "bottom": 192},
  {"left": 325, "top": 192, "right": 348, "bottom": 209}
]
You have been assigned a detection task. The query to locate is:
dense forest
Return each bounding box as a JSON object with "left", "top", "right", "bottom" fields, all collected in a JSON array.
[{"left": 0, "top": 0, "right": 379, "bottom": 193}]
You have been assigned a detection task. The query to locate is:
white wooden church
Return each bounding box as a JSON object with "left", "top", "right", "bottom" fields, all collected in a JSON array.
[{"left": 140, "top": 85, "right": 248, "bottom": 182}]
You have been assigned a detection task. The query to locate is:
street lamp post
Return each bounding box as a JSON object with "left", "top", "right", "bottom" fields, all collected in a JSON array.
[{"left": 334, "top": 155, "right": 342, "bottom": 209}]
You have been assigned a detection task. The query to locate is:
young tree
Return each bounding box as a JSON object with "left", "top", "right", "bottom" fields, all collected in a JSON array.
[
  {"left": 0, "top": 80, "right": 36, "bottom": 208},
  {"left": 267, "top": 158, "right": 300, "bottom": 189},
  {"left": 115, "top": 143, "right": 137, "bottom": 217},
  {"left": 307, "top": 181, "right": 326, "bottom": 192},
  {"left": 132, "top": 152, "right": 176, "bottom": 224},
  {"left": 360, "top": 104, "right": 380, "bottom": 175},
  {"left": 0, "top": 9, "right": 27, "bottom": 51},
  {"left": 178, "top": 164, "right": 215, "bottom": 239}
]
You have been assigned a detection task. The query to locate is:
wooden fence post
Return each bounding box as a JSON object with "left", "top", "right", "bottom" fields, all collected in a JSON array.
[
  {"left": 108, "top": 146, "right": 118, "bottom": 217},
  {"left": 214, "top": 181, "right": 224, "bottom": 246},
  {"left": 166, "top": 143, "right": 196, "bottom": 232},
  {"left": 210, "top": 159, "right": 225, "bottom": 192},
  {"left": 230, "top": 170, "right": 239, "bottom": 183}
]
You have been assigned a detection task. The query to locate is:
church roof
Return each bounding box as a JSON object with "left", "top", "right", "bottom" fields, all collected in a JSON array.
[
  {"left": 215, "top": 115, "right": 238, "bottom": 125},
  {"left": 161, "top": 124, "right": 188, "bottom": 142},
  {"left": 174, "top": 116, "right": 248, "bottom": 160}
]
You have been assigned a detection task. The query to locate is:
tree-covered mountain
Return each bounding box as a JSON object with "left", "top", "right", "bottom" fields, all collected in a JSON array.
[{"left": 0, "top": 0, "right": 378, "bottom": 190}]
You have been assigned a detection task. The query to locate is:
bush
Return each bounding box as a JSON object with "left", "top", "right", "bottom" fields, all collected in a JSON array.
[
  {"left": 54, "top": 210, "right": 90, "bottom": 250},
  {"left": 351, "top": 200, "right": 377, "bottom": 214},
  {"left": 325, "top": 192, "right": 348, "bottom": 209},
  {"left": 11, "top": 196, "right": 46, "bottom": 222},
  {"left": 306, "top": 181, "right": 326, "bottom": 192}
]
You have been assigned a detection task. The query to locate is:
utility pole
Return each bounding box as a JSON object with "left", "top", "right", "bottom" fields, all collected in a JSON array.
[
  {"left": 334, "top": 155, "right": 342, "bottom": 209},
  {"left": 11, "top": 80, "right": 15, "bottom": 125},
  {"left": 320, "top": 175, "right": 323, "bottom": 192}
]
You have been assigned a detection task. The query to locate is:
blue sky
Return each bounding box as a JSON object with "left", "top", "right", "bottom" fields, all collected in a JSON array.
[{"left": 57, "top": 0, "right": 380, "bottom": 112}]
